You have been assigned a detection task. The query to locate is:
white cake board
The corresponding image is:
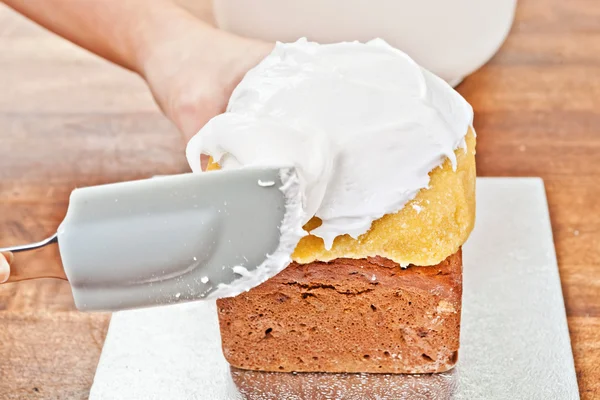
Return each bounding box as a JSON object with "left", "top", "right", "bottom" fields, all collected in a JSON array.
[{"left": 90, "top": 178, "right": 579, "bottom": 400}]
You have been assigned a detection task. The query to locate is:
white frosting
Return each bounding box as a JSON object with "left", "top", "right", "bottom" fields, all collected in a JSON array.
[{"left": 187, "top": 38, "right": 473, "bottom": 250}]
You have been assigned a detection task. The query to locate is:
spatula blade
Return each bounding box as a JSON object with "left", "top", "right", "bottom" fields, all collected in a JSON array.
[{"left": 57, "top": 167, "right": 303, "bottom": 311}]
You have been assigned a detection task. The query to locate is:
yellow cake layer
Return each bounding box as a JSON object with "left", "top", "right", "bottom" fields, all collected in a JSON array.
[{"left": 207, "top": 128, "right": 476, "bottom": 267}]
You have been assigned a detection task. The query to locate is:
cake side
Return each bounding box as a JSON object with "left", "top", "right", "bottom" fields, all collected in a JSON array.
[{"left": 217, "top": 249, "right": 462, "bottom": 374}]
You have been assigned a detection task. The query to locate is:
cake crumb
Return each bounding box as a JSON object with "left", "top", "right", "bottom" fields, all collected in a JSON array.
[{"left": 437, "top": 300, "right": 456, "bottom": 313}]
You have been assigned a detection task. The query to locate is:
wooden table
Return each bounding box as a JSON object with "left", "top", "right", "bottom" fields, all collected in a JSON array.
[{"left": 0, "top": 0, "right": 598, "bottom": 398}]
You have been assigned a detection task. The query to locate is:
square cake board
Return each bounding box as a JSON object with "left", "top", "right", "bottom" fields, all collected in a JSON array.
[{"left": 89, "top": 178, "right": 580, "bottom": 400}]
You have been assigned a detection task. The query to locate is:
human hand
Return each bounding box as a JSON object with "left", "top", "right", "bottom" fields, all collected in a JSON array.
[
  {"left": 5, "top": 0, "right": 271, "bottom": 142},
  {"left": 0, "top": 252, "right": 13, "bottom": 283},
  {"left": 139, "top": 18, "right": 273, "bottom": 141}
]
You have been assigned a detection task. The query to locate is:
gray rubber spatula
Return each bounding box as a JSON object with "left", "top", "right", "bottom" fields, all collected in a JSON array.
[{"left": 1, "top": 167, "right": 301, "bottom": 312}]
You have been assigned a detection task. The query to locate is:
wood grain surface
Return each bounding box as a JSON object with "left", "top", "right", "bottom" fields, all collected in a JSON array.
[{"left": 0, "top": 0, "right": 598, "bottom": 398}]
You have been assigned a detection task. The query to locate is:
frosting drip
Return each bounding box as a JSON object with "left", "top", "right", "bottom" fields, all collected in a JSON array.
[{"left": 186, "top": 38, "right": 473, "bottom": 250}]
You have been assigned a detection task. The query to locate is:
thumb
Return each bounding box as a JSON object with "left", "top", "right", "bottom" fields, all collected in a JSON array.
[{"left": 0, "top": 252, "right": 13, "bottom": 284}]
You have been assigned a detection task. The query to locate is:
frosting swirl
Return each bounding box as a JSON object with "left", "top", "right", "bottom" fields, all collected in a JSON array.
[{"left": 186, "top": 38, "right": 473, "bottom": 250}]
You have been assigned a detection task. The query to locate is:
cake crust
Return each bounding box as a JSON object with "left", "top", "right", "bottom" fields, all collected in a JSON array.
[{"left": 217, "top": 250, "right": 462, "bottom": 374}]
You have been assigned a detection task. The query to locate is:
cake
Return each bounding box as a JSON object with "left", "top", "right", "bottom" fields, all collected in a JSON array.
[
  {"left": 186, "top": 38, "right": 475, "bottom": 373},
  {"left": 218, "top": 251, "right": 463, "bottom": 374}
]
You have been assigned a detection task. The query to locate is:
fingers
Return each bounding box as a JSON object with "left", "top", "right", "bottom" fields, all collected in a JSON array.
[{"left": 0, "top": 251, "right": 13, "bottom": 284}]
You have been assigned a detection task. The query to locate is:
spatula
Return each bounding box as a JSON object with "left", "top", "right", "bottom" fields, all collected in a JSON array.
[{"left": 0, "top": 167, "right": 303, "bottom": 311}]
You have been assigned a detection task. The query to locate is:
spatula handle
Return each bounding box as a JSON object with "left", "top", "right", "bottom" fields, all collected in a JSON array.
[
  {"left": 0, "top": 232, "right": 58, "bottom": 253},
  {"left": 1, "top": 233, "right": 67, "bottom": 283}
]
